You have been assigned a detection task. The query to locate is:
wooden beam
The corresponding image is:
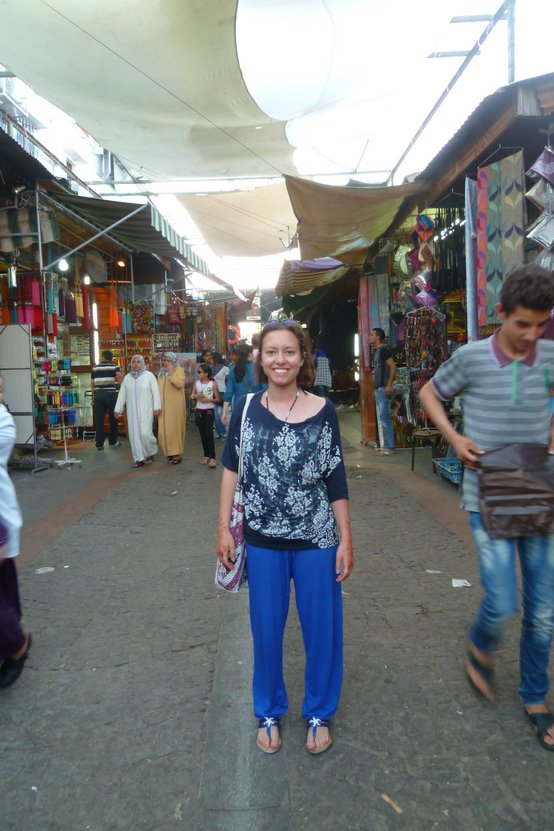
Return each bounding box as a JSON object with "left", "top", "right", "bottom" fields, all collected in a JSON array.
[{"left": 424, "top": 101, "right": 518, "bottom": 206}]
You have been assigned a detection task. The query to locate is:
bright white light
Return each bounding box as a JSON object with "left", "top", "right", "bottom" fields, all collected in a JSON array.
[
  {"left": 92, "top": 330, "right": 99, "bottom": 365},
  {"left": 58, "top": 258, "right": 69, "bottom": 272},
  {"left": 92, "top": 302, "right": 98, "bottom": 329},
  {"left": 83, "top": 274, "right": 91, "bottom": 285}
]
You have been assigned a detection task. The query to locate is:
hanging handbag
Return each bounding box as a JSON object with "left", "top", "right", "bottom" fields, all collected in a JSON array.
[
  {"left": 479, "top": 444, "right": 554, "bottom": 539},
  {"left": 214, "top": 393, "right": 254, "bottom": 592}
]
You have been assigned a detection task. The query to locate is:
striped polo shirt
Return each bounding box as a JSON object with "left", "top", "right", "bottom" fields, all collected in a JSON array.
[
  {"left": 431, "top": 333, "right": 554, "bottom": 512},
  {"left": 91, "top": 361, "right": 119, "bottom": 392}
]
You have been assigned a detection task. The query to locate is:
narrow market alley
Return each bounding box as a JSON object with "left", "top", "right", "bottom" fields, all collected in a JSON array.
[{"left": 0, "top": 414, "right": 549, "bottom": 831}]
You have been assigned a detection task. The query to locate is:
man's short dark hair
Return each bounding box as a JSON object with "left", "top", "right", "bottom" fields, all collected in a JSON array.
[
  {"left": 372, "top": 327, "right": 386, "bottom": 342},
  {"left": 500, "top": 265, "right": 554, "bottom": 314},
  {"left": 102, "top": 350, "right": 114, "bottom": 361}
]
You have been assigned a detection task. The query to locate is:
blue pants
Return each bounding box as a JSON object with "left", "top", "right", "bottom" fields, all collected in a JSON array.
[
  {"left": 374, "top": 387, "right": 394, "bottom": 450},
  {"left": 213, "top": 404, "right": 226, "bottom": 438},
  {"left": 469, "top": 512, "right": 554, "bottom": 706},
  {"left": 247, "top": 544, "right": 343, "bottom": 720}
]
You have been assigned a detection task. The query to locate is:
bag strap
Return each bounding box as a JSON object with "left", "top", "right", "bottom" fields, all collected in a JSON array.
[{"left": 238, "top": 393, "right": 254, "bottom": 481}]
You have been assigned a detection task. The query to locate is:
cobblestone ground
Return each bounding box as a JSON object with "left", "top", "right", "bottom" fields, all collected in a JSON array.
[{"left": 0, "top": 417, "right": 552, "bottom": 831}]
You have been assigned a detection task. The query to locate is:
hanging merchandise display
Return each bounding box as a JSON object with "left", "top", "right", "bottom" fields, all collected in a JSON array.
[
  {"left": 129, "top": 300, "right": 154, "bottom": 335},
  {"left": 526, "top": 145, "right": 554, "bottom": 271},
  {"left": 404, "top": 307, "right": 447, "bottom": 373},
  {"left": 476, "top": 151, "right": 525, "bottom": 328}
]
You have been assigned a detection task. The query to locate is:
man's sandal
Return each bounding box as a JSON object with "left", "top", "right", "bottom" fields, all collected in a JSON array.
[
  {"left": 256, "top": 717, "right": 281, "bottom": 754},
  {"left": 525, "top": 711, "right": 554, "bottom": 752},
  {"left": 306, "top": 717, "right": 332, "bottom": 755},
  {"left": 465, "top": 650, "right": 495, "bottom": 701}
]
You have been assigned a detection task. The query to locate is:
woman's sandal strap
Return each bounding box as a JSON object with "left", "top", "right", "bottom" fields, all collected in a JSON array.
[
  {"left": 258, "top": 716, "right": 279, "bottom": 739},
  {"left": 307, "top": 717, "right": 329, "bottom": 737}
]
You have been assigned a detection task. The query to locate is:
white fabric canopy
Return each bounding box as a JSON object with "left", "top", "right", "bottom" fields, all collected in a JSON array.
[
  {"left": 0, "top": 0, "right": 295, "bottom": 180},
  {"left": 177, "top": 184, "right": 297, "bottom": 257}
]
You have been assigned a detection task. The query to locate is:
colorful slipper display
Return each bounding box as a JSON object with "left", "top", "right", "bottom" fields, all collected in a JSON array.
[
  {"left": 306, "top": 717, "right": 332, "bottom": 755},
  {"left": 256, "top": 716, "right": 281, "bottom": 754}
]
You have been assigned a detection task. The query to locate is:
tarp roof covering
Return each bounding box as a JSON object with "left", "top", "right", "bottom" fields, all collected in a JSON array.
[
  {"left": 177, "top": 183, "right": 298, "bottom": 257},
  {"left": 46, "top": 192, "right": 213, "bottom": 277},
  {"left": 276, "top": 257, "right": 348, "bottom": 297},
  {"left": 0, "top": 1, "right": 294, "bottom": 180},
  {"left": 284, "top": 175, "right": 426, "bottom": 263}
]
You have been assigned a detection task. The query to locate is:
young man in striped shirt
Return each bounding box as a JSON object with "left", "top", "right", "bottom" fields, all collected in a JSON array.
[
  {"left": 420, "top": 265, "right": 554, "bottom": 752},
  {"left": 91, "top": 350, "right": 122, "bottom": 450}
]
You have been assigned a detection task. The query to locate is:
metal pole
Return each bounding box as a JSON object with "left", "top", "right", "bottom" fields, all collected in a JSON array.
[
  {"left": 42, "top": 203, "right": 147, "bottom": 270},
  {"left": 387, "top": 0, "right": 511, "bottom": 185},
  {"left": 507, "top": 0, "right": 515, "bottom": 83},
  {"left": 34, "top": 184, "right": 48, "bottom": 358},
  {"left": 130, "top": 254, "right": 135, "bottom": 303}
]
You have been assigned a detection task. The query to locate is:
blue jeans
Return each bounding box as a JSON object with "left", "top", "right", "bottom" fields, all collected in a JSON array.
[
  {"left": 374, "top": 387, "right": 394, "bottom": 450},
  {"left": 213, "top": 404, "right": 226, "bottom": 438},
  {"left": 247, "top": 544, "right": 343, "bottom": 720},
  {"left": 469, "top": 512, "right": 554, "bottom": 706}
]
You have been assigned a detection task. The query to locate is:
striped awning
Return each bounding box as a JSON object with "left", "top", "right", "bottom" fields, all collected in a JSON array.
[{"left": 47, "top": 192, "right": 212, "bottom": 277}]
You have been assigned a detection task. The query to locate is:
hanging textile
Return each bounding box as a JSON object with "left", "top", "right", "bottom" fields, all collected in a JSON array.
[
  {"left": 81, "top": 285, "right": 91, "bottom": 330},
  {"left": 465, "top": 177, "right": 479, "bottom": 342},
  {"left": 58, "top": 285, "right": 65, "bottom": 318},
  {"left": 476, "top": 151, "right": 525, "bottom": 327},
  {"left": 109, "top": 282, "right": 119, "bottom": 329},
  {"left": 65, "top": 293, "right": 77, "bottom": 324},
  {"left": 74, "top": 289, "right": 84, "bottom": 319},
  {"left": 358, "top": 276, "right": 371, "bottom": 369}
]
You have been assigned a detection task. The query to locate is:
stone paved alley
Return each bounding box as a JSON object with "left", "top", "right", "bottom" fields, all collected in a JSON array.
[{"left": 1, "top": 413, "right": 552, "bottom": 831}]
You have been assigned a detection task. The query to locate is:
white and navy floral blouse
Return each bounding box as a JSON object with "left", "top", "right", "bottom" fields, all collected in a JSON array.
[{"left": 222, "top": 392, "right": 348, "bottom": 550}]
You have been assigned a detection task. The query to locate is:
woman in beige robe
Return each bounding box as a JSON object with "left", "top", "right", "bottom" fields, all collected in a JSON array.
[{"left": 157, "top": 353, "right": 186, "bottom": 464}]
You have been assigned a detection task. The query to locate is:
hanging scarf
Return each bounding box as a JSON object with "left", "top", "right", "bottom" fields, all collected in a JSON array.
[
  {"left": 158, "top": 352, "right": 177, "bottom": 378},
  {"left": 130, "top": 354, "right": 147, "bottom": 378}
]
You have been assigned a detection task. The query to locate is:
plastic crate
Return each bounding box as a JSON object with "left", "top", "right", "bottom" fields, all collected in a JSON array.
[{"left": 433, "top": 458, "right": 463, "bottom": 485}]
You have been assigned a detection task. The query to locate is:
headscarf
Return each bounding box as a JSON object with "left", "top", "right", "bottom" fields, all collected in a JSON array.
[
  {"left": 159, "top": 352, "right": 177, "bottom": 378},
  {"left": 130, "top": 354, "right": 147, "bottom": 378}
]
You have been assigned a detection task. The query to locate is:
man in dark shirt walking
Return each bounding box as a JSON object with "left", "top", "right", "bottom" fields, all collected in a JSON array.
[
  {"left": 91, "top": 350, "right": 122, "bottom": 450},
  {"left": 370, "top": 328, "right": 396, "bottom": 454}
]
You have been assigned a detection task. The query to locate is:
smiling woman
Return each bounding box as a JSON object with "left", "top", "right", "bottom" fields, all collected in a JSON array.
[{"left": 217, "top": 320, "right": 354, "bottom": 755}]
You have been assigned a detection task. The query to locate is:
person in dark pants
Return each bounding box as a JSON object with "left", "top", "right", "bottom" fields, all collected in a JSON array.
[
  {"left": 91, "top": 350, "right": 122, "bottom": 450},
  {"left": 0, "top": 375, "right": 31, "bottom": 688},
  {"left": 191, "top": 363, "right": 219, "bottom": 468}
]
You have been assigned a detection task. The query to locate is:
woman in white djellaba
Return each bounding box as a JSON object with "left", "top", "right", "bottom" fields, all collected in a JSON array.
[{"left": 115, "top": 355, "right": 161, "bottom": 468}]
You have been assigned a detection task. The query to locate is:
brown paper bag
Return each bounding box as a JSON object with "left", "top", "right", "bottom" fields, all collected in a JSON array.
[{"left": 479, "top": 444, "right": 554, "bottom": 539}]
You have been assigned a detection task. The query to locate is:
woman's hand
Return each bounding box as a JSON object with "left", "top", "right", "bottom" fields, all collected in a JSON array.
[
  {"left": 335, "top": 539, "right": 354, "bottom": 582},
  {"left": 153, "top": 409, "right": 161, "bottom": 417},
  {"left": 216, "top": 524, "right": 236, "bottom": 571}
]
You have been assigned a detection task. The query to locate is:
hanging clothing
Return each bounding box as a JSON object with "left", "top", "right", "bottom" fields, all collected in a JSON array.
[
  {"left": 157, "top": 366, "right": 186, "bottom": 457},
  {"left": 115, "top": 371, "right": 161, "bottom": 463}
]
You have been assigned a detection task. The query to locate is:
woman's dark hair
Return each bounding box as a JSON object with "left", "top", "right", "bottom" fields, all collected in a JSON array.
[
  {"left": 255, "top": 321, "right": 313, "bottom": 386},
  {"left": 197, "top": 363, "right": 213, "bottom": 379},
  {"left": 233, "top": 344, "right": 250, "bottom": 382},
  {"left": 499, "top": 265, "right": 554, "bottom": 314}
]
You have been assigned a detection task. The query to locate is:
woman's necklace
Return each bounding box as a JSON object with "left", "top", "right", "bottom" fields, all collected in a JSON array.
[{"left": 265, "top": 389, "right": 300, "bottom": 423}]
